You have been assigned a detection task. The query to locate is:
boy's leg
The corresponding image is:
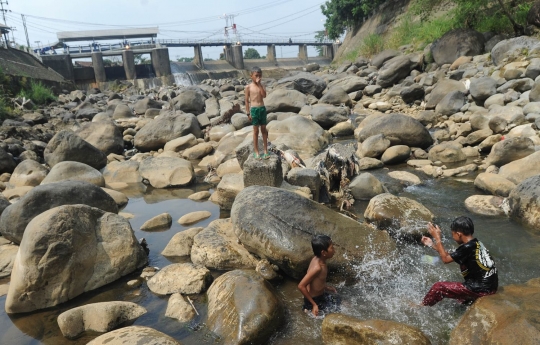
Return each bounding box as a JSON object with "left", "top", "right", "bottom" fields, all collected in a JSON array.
[
  {"left": 261, "top": 125, "right": 268, "bottom": 155},
  {"left": 253, "top": 126, "right": 260, "bottom": 157},
  {"left": 422, "top": 281, "right": 485, "bottom": 306}
]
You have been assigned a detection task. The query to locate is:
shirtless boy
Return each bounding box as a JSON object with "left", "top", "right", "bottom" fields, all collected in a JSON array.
[
  {"left": 421, "top": 216, "right": 498, "bottom": 306},
  {"left": 245, "top": 66, "right": 268, "bottom": 159},
  {"left": 298, "top": 235, "right": 340, "bottom": 317}
]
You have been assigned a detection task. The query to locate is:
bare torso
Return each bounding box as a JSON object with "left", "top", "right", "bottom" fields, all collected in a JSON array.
[
  {"left": 307, "top": 257, "right": 328, "bottom": 297},
  {"left": 246, "top": 82, "right": 265, "bottom": 108}
]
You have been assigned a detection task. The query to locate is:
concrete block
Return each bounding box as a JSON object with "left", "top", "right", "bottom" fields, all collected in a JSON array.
[{"left": 243, "top": 154, "right": 282, "bottom": 187}]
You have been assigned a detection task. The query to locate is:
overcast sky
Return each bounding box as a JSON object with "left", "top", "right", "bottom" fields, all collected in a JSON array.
[{"left": 6, "top": 0, "right": 328, "bottom": 60}]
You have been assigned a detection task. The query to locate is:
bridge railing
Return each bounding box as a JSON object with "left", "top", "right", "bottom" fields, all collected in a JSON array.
[{"left": 156, "top": 38, "right": 333, "bottom": 45}]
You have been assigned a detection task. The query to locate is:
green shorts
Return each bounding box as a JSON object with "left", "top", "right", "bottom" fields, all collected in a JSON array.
[{"left": 250, "top": 106, "right": 267, "bottom": 126}]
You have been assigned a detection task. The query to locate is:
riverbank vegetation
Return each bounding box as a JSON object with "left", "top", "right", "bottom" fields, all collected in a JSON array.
[{"left": 322, "top": 0, "right": 535, "bottom": 62}]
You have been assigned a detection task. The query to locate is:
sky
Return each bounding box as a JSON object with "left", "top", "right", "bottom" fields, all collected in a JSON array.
[{"left": 5, "top": 0, "right": 330, "bottom": 60}]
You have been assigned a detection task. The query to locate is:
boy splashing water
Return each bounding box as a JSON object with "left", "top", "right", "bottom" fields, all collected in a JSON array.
[
  {"left": 245, "top": 66, "right": 269, "bottom": 160},
  {"left": 298, "top": 235, "right": 341, "bottom": 317},
  {"left": 421, "top": 216, "right": 498, "bottom": 306}
]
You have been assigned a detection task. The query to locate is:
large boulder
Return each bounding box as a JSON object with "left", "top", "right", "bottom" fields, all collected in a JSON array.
[
  {"left": 499, "top": 151, "right": 540, "bottom": 184},
  {"left": 431, "top": 28, "right": 485, "bottom": 65},
  {"left": 377, "top": 54, "right": 422, "bottom": 88},
  {"left": 209, "top": 173, "right": 244, "bottom": 210},
  {"left": 191, "top": 219, "right": 256, "bottom": 270},
  {"left": 102, "top": 160, "right": 142, "bottom": 185},
  {"left": 319, "top": 86, "right": 352, "bottom": 107},
  {"left": 44, "top": 130, "right": 107, "bottom": 170},
  {"left": 310, "top": 104, "right": 349, "bottom": 129},
  {"left": 357, "top": 114, "right": 433, "bottom": 149},
  {"left": 134, "top": 112, "right": 202, "bottom": 152},
  {"left": 5, "top": 205, "right": 147, "bottom": 313},
  {"left": 172, "top": 89, "right": 206, "bottom": 115},
  {"left": 75, "top": 121, "right": 123, "bottom": 155},
  {"left": 147, "top": 263, "right": 213, "bottom": 295},
  {"left": 435, "top": 91, "right": 466, "bottom": 115},
  {"left": 474, "top": 173, "right": 516, "bottom": 197},
  {"left": 470, "top": 77, "right": 497, "bottom": 102},
  {"left": 0, "top": 181, "right": 118, "bottom": 244},
  {"left": 486, "top": 137, "right": 535, "bottom": 167},
  {"left": 508, "top": 175, "right": 540, "bottom": 234},
  {"left": 364, "top": 193, "right": 434, "bottom": 240},
  {"left": 491, "top": 36, "right": 540, "bottom": 66},
  {"left": 267, "top": 116, "right": 331, "bottom": 157},
  {"left": 40, "top": 161, "right": 104, "bottom": 186},
  {"left": 57, "top": 301, "right": 147, "bottom": 339},
  {"left": 371, "top": 49, "right": 400, "bottom": 68},
  {"left": 0, "top": 147, "right": 16, "bottom": 174},
  {"left": 381, "top": 145, "right": 411, "bottom": 165},
  {"left": 231, "top": 186, "right": 395, "bottom": 279},
  {"left": 139, "top": 157, "right": 194, "bottom": 188},
  {"left": 207, "top": 270, "right": 283, "bottom": 345},
  {"left": 349, "top": 173, "right": 384, "bottom": 200},
  {"left": 426, "top": 80, "right": 467, "bottom": 109},
  {"left": 8, "top": 160, "right": 49, "bottom": 187},
  {"left": 274, "top": 72, "right": 327, "bottom": 97},
  {"left": 322, "top": 314, "right": 431, "bottom": 345},
  {"left": 87, "top": 326, "right": 182, "bottom": 345},
  {"left": 134, "top": 97, "right": 162, "bottom": 115},
  {"left": 265, "top": 89, "right": 307, "bottom": 113},
  {"left": 450, "top": 278, "right": 540, "bottom": 345},
  {"left": 428, "top": 142, "right": 466, "bottom": 163},
  {"left": 359, "top": 134, "right": 391, "bottom": 158},
  {"left": 327, "top": 75, "right": 368, "bottom": 93}
]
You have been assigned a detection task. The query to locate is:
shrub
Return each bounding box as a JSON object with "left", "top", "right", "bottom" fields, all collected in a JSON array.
[
  {"left": 360, "top": 34, "right": 385, "bottom": 57},
  {"left": 18, "top": 81, "right": 56, "bottom": 106}
]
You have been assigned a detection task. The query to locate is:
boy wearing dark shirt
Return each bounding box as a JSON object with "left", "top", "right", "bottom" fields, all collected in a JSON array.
[{"left": 420, "top": 216, "right": 498, "bottom": 306}]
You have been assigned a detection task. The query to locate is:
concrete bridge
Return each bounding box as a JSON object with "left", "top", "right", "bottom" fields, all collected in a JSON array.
[{"left": 40, "top": 28, "right": 341, "bottom": 85}]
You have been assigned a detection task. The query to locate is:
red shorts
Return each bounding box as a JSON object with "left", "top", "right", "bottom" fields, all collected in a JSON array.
[{"left": 422, "top": 281, "right": 496, "bottom": 306}]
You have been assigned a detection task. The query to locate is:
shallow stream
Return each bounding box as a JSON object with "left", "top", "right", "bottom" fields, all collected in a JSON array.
[{"left": 1, "top": 162, "right": 539, "bottom": 345}]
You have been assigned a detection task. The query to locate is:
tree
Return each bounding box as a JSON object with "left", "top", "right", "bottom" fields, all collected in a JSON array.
[
  {"left": 176, "top": 57, "right": 194, "bottom": 62},
  {"left": 244, "top": 48, "right": 261, "bottom": 59},
  {"left": 134, "top": 54, "right": 150, "bottom": 64},
  {"left": 314, "top": 31, "right": 327, "bottom": 56},
  {"left": 103, "top": 59, "right": 113, "bottom": 67},
  {"left": 321, "top": 0, "right": 385, "bottom": 39}
]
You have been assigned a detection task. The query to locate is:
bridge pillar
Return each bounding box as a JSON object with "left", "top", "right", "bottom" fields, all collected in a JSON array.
[
  {"left": 193, "top": 44, "right": 205, "bottom": 69},
  {"left": 91, "top": 52, "right": 107, "bottom": 83},
  {"left": 122, "top": 49, "right": 136, "bottom": 80},
  {"left": 298, "top": 44, "right": 308, "bottom": 62},
  {"left": 267, "top": 45, "right": 277, "bottom": 64},
  {"left": 323, "top": 45, "right": 334, "bottom": 59},
  {"left": 151, "top": 47, "right": 172, "bottom": 77},
  {"left": 223, "top": 45, "right": 232, "bottom": 63},
  {"left": 332, "top": 43, "right": 342, "bottom": 58},
  {"left": 231, "top": 44, "right": 244, "bottom": 70}
]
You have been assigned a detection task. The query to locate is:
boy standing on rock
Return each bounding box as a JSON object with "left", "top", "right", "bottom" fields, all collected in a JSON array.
[
  {"left": 298, "top": 235, "right": 340, "bottom": 317},
  {"left": 421, "top": 216, "right": 498, "bottom": 306},
  {"left": 245, "top": 66, "right": 269, "bottom": 160}
]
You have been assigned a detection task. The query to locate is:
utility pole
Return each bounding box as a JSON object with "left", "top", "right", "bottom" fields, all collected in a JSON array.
[
  {"left": 0, "top": 0, "right": 8, "bottom": 25},
  {"left": 22, "top": 14, "right": 30, "bottom": 50}
]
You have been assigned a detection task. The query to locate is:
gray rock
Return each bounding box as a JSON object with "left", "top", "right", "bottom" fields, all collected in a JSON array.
[
  {"left": 231, "top": 113, "right": 250, "bottom": 130},
  {"left": 358, "top": 157, "right": 384, "bottom": 170},
  {"left": 207, "top": 270, "right": 283, "bottom": 345},
  {"left": 173, "top": 89, "right": 206, "bottom": 115},
  {"left": 319, "top": 86, "right": 352, "bottom": 107},
  {"left": 463, "top": 129, "right": 493, "bottom": 146},
  {"left": 349, "top": 173, "right": 384, "bottom": 200},
  {"left": 489, "top": 116, "right": 507, "bottom": 133},
  {"left": 474, "top": 173, "right": 516, "bottom": 197},
  {"left": 163, "top": 134, "right": 198, "bottom": 152},
  {"left": 400, "top": 84, "right": 425, "bottom": 103},
  {"left": 231, "top": 186, "right": 395, "bottom": 279},
  {"left": 0, "top": 181, "right": 118, "bottom": 244},
  {"left": 426, "top": 79, "right": 467, "bottom": 109},
  {"left": 377, "top": 54, "right": 422, "bottom": 88},
  {"left": 428, "top": 142, "right": 466, "bottom": 163},
  {"left": 165, "top": 293, "right": 195, "bottom": 322},
  {"left": 87, "top": 326, "right": 181, "bottom": 345},
  {"left": 44, "top": 130, "right": 107, "bottom": 170},
  {"left": 5, "top": 205, "right": 147, "bottom": 313},
  {"left": 381, "top": 145, "right": 411, "bottom": 164},
  {"left": 57, "top": 302, "right": 147, "bottom": 339},
  {"left": 431, "top": 28, "right": 485, "bottom": 65},
  {"left": 162, "top": 227, "right": 203, "bottom": 257},
  {"left": 274, "top": 72, "right": 327, "bottom": 97},
  {"left": 363, "top": 84, "right": 382, "bottom": 96},
  {"left": 265, "top": 89, "right": 307, "bottom": 113},
  {"left": 287, "top": 168, "right": 321, "bottom": 201},
  {"left": 243, "top": 154, "right": 283, "bottom": 188},
  {"left": 267, "top": 116, "right": 331, "bottom": 157},
  {"left": 134, "top": 112, "right": 202, "bottom": 152},
  {"left": 525, "top": 58, "right": 540, "bottom": 80},
  {"left": 112, "top": 104, "right": 134, "bottom": 119},
  {"left": 75, "top": 121, "right": 124, "bottom": 155},
  {"left": 508, "top": 175, "right": 540, "bottom": 234},
  {"left": 310, "top": 104, "right": 349, "bottom": 129},
  {"left": 371, "top": 49, "right": 400, "bottom": 68},
  {"left": 486, "top": 137, "right": 535, "bottom": 167},
  {"left": 491, "top": 36, "right": 540, "bottom": 66},
  {"left": 464, "top": 195, "right": 505, "bottom": 216},
  {"left": 359, "top": 134, "right": 391, "bottom": 158},
  {"left": 499, "top": 151, "right": 540, "bottom": 184},
  {"left": 140, "top": 213, "right": 172, "bottom": 231},
  {"left": 209, "top": 173, "right": 244, "bottom": 210},
  {"left": 327, "top": 76, "right": 368, "bottom": 93},
  {"left": 357, "top": 114, "right": 433, "bottom": 149},
  {"left": 497, "top": 78, "right": 535, "bottom": 93},
  {"left": 102, "top": 160, "right": 142, "bottom": 185},
  {"left": 134, "top": 97, "right": 162, "bottom": 115},
  {"left": 470, "top": 77, "right": 497, "bottom": 102},
  {"left": 41, "top": 161, "right": 104, "bottom": 186},
  {"left": 435, "top": 91, "right": 466, "bottom": 115}
]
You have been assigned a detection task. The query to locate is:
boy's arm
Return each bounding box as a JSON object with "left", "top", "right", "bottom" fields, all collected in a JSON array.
[
  {"left": 245, "top": 86, "right": 251, "bottom": 119},
  {"left": 258, "top": 81, "right": 267, "bottom": 98},
  {"left": 425, "top": 223, "right": 454, "bottom": 264},
  {"left": 298, "top": 265, "right": 322, "bottom": 315}
]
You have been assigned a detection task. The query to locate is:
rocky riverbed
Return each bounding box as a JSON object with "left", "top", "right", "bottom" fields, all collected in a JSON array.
[{"left": 1, "top": 31, "right": 540, "bottom": 345}]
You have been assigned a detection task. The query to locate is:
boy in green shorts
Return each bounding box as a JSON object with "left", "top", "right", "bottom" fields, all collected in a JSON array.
[{"left": 245, "top": 66, "right": 268, "bottom": 159}]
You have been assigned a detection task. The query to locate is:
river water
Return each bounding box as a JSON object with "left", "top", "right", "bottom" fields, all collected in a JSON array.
[{"left": 0, "top": 156, "right": 539, "bottom": 345}]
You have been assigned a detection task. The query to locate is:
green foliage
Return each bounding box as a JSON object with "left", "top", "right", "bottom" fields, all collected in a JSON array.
[
  {"left": 18, "top": 81, "right": 56, "bottom": 106},
  {"left": 359, "top": 34, "right": 385, "bottom": 57},
  {"left": 134, "top": 54, "right": 150, "bottom": 64},
  {"left": 177, "top": 57, "right": 194, "bottom": 62},
  {"left": 386, "top": 15, "right": 456, "bottom": 50},
  {"left": 321, "top": 0, "right": 386, "bottom": 39},
  {"left": 314, "top": 31, "right": 327, "bottom": 56},
  {"left": 244, "top": 48, "right": 262, "bottom": 59}
]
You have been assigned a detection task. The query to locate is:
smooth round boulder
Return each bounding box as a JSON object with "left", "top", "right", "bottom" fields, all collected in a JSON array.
[
  {"left": 44, "top": 130, "right": 107, "bottom": 170},
  {"left": 377, "top": 54, "right": 422, "bottom": 88},
  {"left": 265, "top": 89, "right": 307, "bottom": 113},
  {"left": 8, "top": 160, "right": 49, "bottom": 187},
  {"left": 231, "top": 186, "right": 396, "bottom": 279},
  {"left": 173, "top": 89, "right": 206, "bottom": 115},
  {"left": 381, "top": 145, "right": 411, "bottom": 165},
  {"left": 359, "top": 134, "right": 391, "bottom": 158},
  {"left": 328, "top": 121, "right": 354, "bottom": 137},
  {"left": 112, "top": 104, "right": 134, "bottom": 119},
  {"left": 364, "top": 193, "right": 434, "bottom": 240},
  {"left": 491, "top": 36, "right": 540, "bottom": 66},
  {"left": 470, "top": 77, "right": 497, "bottom": 102},
  {"left": 508, "top": 175, "right": 540, "bottom": 234},
  {"left": 428, "top": 142, "right": 467, "bottom": 163},
  {"left": 40, "top": 161, "right": 105, "bottom": 186},
  {"left": 139, "top": 157, "right": 194, "bottom": 188},
  {"left": 87, "top": 326, "right": 182, "bottom": 345},
  {"left": 165, "top": 293, "right": 195, "bottom": 322},
  {"left": 75, "top": 121, "right": 124, "bottom": 155},
  {"left": 464, "top": 195, "right": 505, "bottom": 216},
  {"left": 310, "top": 104, "right": 349, "bottom": 129},
  {"left": 0, "top": 181, "right": 118, "bottom": 244},
  {"left": 178, "top": 211, "right": 211, "bottom": 225},
  {"left": 163, "top": 134, "right": 198, "bottom": 152},
  {"left": 182, "top": 142, "right": 213, "bottom": 160},
  {"left": 486, "top": 137, "right": 535, "bottom": 167},
  {"left": 327, "top": 75, "right": 368, "bottom": 93},
  {"left": 57, "top": 301, "right": 147, "bottom": 339},
  {"left": 161, "top": 227, "right": 204, "bottom": 257},
  {"left": 426, "top": 79, "right": 466, "bottom": 109},
  {"left": 207, "top": 270, "right": 283, "bottom": 345},
  {"left": 474, "top": 173, "right": 516, "bottom": 197},
  {"left": 431, "top": 28, "right": 485, "bottom": 65},
  {"left": 140, "top": 213, "right": 172, "bottom": 231},
  {"left": 499, "top": 151, "right": 540, "bottom": 184},
  {"left": 319, "top": 86, "right": 352, "bottom": 107},
  {"left": 5, "top": 205, "right": 147, "bottom": 313},
  {"left": 349, "top": 173, "right": 384, "bottom": 200},
  {"left": 435, "top": 90, "right": 466, "bottom": 115},
  {"left": 357, "top": 114, "right": 433, "bottom": 149},
  {"left": 322, "top": 314, "right": 431, "bottom": 345},
  {"left": 102, "top": 160, "right": 142, "bottom": 185},
  {"left": 274, "top": 72, "right": 327, "bottom": 97},
  {"left": 267, "top": 116, "right": 331, "bottom": 157},
  {"left": 387, "top": 171, "right": 422, "bottom": 186}
]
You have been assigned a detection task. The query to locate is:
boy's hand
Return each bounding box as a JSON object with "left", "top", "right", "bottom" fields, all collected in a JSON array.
[
  {"left": 248, "top": 115, "right": 252, "bottom": 122},
  {"left": 255, "top": 76, "right": 261, "bottom": 84},
  {"left": 312, "top": 304, "right": 319, "bottom": 317},
  {"left": 421, "top": 236, "right": 433, "bottom": 247},
  {"left": 326, "top": 286, "right": 337, "bottom": 293},
  {"left": 427, "top": 223, "right": 442, "bottom": 240}
]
